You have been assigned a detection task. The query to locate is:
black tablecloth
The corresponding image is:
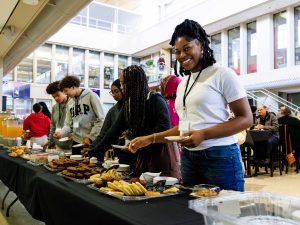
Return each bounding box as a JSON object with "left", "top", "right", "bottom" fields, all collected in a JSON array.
[{"left": 0, "top": 150, "right": 204, "bottom": 225}]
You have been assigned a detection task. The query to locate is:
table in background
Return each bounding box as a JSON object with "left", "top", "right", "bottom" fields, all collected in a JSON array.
[{"left": 244, "top": 130, "right": 273, "bottom": 176}]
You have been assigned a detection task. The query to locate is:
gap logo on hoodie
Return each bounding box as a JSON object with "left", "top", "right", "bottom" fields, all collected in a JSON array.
[{"left": 70, "top": 104, "right": 90, "bottom": 117}]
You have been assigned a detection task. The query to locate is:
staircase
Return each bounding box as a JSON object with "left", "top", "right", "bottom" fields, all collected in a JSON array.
[{"left": 247, "top": 88, "right": 300, "bottom": 114}]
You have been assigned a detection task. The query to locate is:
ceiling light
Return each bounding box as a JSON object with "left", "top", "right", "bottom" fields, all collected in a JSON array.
[
  {"left": 1, "top": 26, "right": 16, "bottom": 41},
  {"left": 22, "top": 0, "right": 39, "bottom": 6}
]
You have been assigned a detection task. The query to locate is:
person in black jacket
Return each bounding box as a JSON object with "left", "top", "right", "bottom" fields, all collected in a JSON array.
[
  {"left": 278, "top": 108, "right": 300, "bottom": 153},
  {"left": 89, "top": 79, "right": 135, "bottom": 168},
  {"left": 88, "top": 65, "right": 180, "bottom": 177}
]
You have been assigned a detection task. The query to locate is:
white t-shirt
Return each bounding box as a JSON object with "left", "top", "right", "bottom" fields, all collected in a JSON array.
[{"left": 175, "top": 64, "right": 247, "bottom": 151}]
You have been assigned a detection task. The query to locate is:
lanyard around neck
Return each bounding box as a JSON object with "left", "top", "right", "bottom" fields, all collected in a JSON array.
[{"left": 183, "top": 70, "right": 202, "bottom": 110}]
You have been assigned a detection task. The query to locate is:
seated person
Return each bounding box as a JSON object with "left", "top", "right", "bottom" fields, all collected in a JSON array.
[
  {"left": 278, "top": 108, "right": 300, "bottom": 159},
  {"left": 255, "top": 105, "right": 279, "bottom": 164}
]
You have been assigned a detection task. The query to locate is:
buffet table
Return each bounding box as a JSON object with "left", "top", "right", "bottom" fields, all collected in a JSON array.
[{"left": 0, "top": 150, "right": 204, "bottom": 225}]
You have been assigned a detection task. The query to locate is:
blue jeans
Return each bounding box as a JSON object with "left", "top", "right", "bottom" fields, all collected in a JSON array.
[{"left": 181, "top": 144, "right": 244, "bottom": 191}]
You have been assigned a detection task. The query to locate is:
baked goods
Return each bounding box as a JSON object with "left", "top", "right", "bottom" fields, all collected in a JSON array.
[
  {"left": 163, "top": 186, "right": 179, "bottom": 194},
  {"left": 9, "top": 146, "right": 28, "bottom": 157},
  {"left": 105, "top": 181, "right": 147, "bottom": 196},
  {"left": 194, "top": 188, "right": 218, "bottom": 197},
  {"left": 145, "top": 191, "right": 161, "bottom": 196}
]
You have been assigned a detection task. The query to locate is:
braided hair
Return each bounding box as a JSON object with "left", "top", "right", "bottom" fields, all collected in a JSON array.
[
  {"left": 123, "top": 65, "right": 149, "bottom": 137},
  {"left": 170, "top": 19, "right": 216, "bottom": 76}
]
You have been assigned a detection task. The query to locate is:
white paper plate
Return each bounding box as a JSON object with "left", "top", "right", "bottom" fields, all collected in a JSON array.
[
  {"left": 164, "top": 136, "right": 188, "bottom": 141},
  {"left": 111, "top": 144, "right": 128, "bottom": 149},
  {"left": 59, "top": 137, "right": 69, "bottom": 142},
  {"left": 153, "top": 176, "right": 179, "bottom": 186},
  {"left": 72, "top": 143, "right": 84, "bottom": 148}
]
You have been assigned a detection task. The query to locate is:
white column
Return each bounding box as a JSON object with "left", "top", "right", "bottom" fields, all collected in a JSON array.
[
  {"left": 127, "top": 56, "right": 132, "bottom": 66},
  {"left": 33, "top": 51, "right": 37, "bottom": 83},
  {"left": 257, "top": 14, "right": 274, "bottom": 72},
  {"left": 84, "top": 49, "right": 89, "bottom": 87},
  {"left": 69, "top": 47, "right": 73, "bottom": 74},
  {"left": 100, "top": 52, "right": 104, "bottom": 90},
  {"left": 0, "top": 58, "right": 3, "bottom": 110},
  {"left": 13, "top": 67, "right": 17, "bottom": 81},
  {"left": 51, "top": 44, "right": 56, "bottom": 82},
  {"left": 287, "top": 7, "right": 295, "bottom": 67},
  {"left": 114, "top": 54, "right": 118, "bottom": 80},
  {"left": 221, "top": 30, "right": 228, "bottom": 67},
  {"left": 240, "top": 23, "right": 247, "bottom": 75}
]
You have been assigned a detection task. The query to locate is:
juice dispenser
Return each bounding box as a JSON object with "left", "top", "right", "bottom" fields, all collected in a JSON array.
[
  {"left": 0, "top": 112, "right": 9, "bottom": 148},
  {"left": 6, "top": 117, "right": 23, "bottom": 147}
]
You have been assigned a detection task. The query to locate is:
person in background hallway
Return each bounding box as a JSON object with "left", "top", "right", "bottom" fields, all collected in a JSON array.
[
  {"left": 128, "top": 19, "right": 252, "bottom": 191},
  {"left": 255, "top": 105, "right": 279, "bottom": 164},
  {"left": 53, "top": 75, "right": 105, "bottom": 154},
  {"left": 43, "top": 81, "right": 72, "bottom": 151},
  {"left": 23, "top": 103, "right": 51, "bottom": 146},
  {"left": 160, "top": 75, "right": 181, "bottom": 127},
  {"left": 276, "top": 105, "right": 286, "bottom": 119},
  {"left": 38, "top": 101, "right": 51, "bottom": 120}
]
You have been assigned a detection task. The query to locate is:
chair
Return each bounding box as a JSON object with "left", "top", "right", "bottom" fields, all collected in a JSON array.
[
  {"left": 286, "top": 124, "right": 300, "bottom": 173},
  {"left": 278, "top": 124, "right": 299, "bottom": 174}
]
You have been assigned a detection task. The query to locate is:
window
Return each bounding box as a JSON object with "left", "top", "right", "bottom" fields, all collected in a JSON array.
[
  {"left": 36, "top": 44, "right": 52, "bottom": 84},
  {"left": 211, "top": 33, "right": 222, "bottom": 65},
  {"left": 6, "top": 97, "right": 13, "bottom": 111},
  {"left": 247, "top": 22, "right": 257, "bottom": 73},
  {"left": 118, "top": 55, "right": 128, "bottom": 77},
  {"left": 89, "top": 3, "right": 115, "bottom": 31},
  {"left": 228, "top": 27, "right": 240, "bottom": 75},
  {"left": 15, "top": 98, "right": 32, "bottom": 117},
  {"left": 73, "top": 48, "right": 85, "bottom": 86},
  {"left": 3, "top": 71, "right": 13, "bottom": 82},
  {"left": 88, "top": 50, "right": 100, "bottom": 88},
  {"left": 70, "top": 7, "right": 87, "bottom": 26},
  {"left": 55, "top": 45, "right": 69, "bottom": 81},
  {"left": 17, "top": 56, "right": 33, "bottom": 82},
  {"left": 132, "top": 57, "right": 140, "bottom": 66},
  {"left": 295, "top": 7, "right": 300, "bottom": 65},
  {"left": 274, "top": 11, "right": 287, "bottom": 69},
  {"left": 103, "top": 53, "right": 114, "bottom": 89}
]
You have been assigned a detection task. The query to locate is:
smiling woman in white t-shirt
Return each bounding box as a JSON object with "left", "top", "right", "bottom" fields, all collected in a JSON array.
[{"left": 129, "top": 19, "right": 252, "bottom": 191}]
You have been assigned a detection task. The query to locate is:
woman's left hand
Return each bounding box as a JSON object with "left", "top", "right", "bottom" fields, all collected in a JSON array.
[{"left": 180, "top": 130, "right": 205, "bottom": 148}]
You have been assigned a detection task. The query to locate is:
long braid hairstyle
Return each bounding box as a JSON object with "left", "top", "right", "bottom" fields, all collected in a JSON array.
[
  {"left": 123, "top": 65, "right": 149, "bottom": 137},
  {"left": 170, "top": 19, "right": 216, "bottom": 76}
]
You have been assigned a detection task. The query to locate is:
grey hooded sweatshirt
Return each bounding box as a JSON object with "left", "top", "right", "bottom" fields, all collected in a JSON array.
[
  {"left": 49, "top": 99, "right": 72, "bottom": 150},
  {"left": 61, "top": 89, "right": 105, "bottom": 143}
]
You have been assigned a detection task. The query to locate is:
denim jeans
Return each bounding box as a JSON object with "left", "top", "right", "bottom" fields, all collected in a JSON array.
[{"left": 181, "top": 144, "right": 244, "bottom": 191}]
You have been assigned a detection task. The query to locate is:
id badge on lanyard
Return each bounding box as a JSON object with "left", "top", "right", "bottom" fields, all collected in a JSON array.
[
  {"left": 73, "top": 117, "right": 80, "bottom": 129},
  {"left": 179, "top": 107, "right": 190, "bottom": 136}
]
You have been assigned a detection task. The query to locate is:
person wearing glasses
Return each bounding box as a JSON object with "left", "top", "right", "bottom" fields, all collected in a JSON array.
[
  {"left": 88, "top": 79, "right": 135, "bottom": 167},
  {"left": 86, "top": 66, "right": 179, "bottom": 177}
]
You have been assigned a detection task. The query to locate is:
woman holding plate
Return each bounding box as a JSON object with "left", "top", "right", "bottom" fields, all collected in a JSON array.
[{"left": 129, "top": 19, "right": 252, "bottom": 191}]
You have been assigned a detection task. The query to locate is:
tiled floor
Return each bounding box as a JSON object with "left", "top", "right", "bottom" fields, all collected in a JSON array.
[{"left": 0, "top": 169, "right": 299, "bottom": 224}]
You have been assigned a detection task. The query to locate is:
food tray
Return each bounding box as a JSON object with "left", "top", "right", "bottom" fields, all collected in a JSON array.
[
  {"left": 189, "top": 192, "right": 300, "bottom": 225},
  {"left": 57, "top": 172, "right": 92, "bottom": 184},
  {"left": 27, "top": 160, "right": 43, "bottom": 166},
  {"left": 87, "top": 183, "right": 183, "bottom": 202},
  {"left": 43, "top": 164, "right": 62, "bottom": 172}
]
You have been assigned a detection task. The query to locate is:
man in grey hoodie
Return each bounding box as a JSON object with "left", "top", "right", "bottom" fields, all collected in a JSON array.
[
  {"left": 53, "top": 75, "right": 105, "bottom": 154},
  {"left": 43, "top": 81, "right": 72, "bottom": 151}
]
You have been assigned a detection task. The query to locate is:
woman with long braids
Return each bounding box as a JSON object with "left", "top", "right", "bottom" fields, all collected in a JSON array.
[
  {"left": 129, "top": 19, "right": 252, "bottom": 191},
  {"left": 87, "top": 65, "right": 179, "bottom": 177}
]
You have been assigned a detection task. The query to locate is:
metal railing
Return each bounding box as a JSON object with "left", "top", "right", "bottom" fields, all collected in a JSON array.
[{"left": 247, "top": 88, "right": 300, "bottom": 114}]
